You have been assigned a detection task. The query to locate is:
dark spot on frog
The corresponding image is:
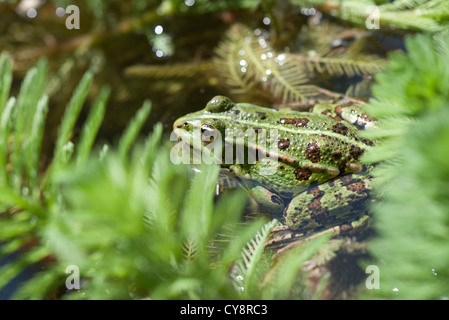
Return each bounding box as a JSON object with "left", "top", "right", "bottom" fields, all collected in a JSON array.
[
  {"left": 278, "top": 138, "right": 290, "bottom": 150},
  {"left": 321, "top": 109, "right": 343, "bottom": 122},
  {"left": 346, "top": 181, "right": 367, "bottom": 194},
  {"left": 338, "top": 160, "right": 348, "bottom": 174},
  {"left": 290, "top": 214, "right": 309, "bottom": 229},
  {"left": 229, "top": 109, "right": 240, "bottom": 115},
  {"left": 334, "top": 116, "right": 343, "bottom": 121},
  {"left": 306, "top": 186, "right": 324, "bottom": 199},
  {"left": 306, "top": 142, "right": 321, "bottom": 163},
  {"left": 361, "top": 138, "right": 374, "bottom": 146},
  {"left": 307, "top": 199, "right": 328, "bottom": 225},
  {"left": 331, "top": 150, "right": 341, "bottom": 158},
  {"left": 332, "top": 123, "right": 349, "bottom": 136},
  {"left": 349, "top": 145, "right": 364, "bottom": 160},
  {"left": 339, "top": 174, "right": 359, "bottom": 186},
  {"left": 334, "top": 192, "right": 342, "bottom": 200},
  {"left": 359, "top": 113, "right": 376, "bottom": 122},
  {"left": 279, "top": 118, "right": 309, "bottom": 127},
  {"left": 279, "top": 165, "right": 285, "bottom": 170},
  {"left": 256, "top": 112, "right": 266, "bottom": 119},
  {"left": 294, "top": 168, "right": 312, "bottom": 181},
  {"left": 335, "top": 103, "right": 353, "bottom": 115}
]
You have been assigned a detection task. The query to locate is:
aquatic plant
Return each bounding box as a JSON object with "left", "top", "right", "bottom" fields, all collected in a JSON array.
[{"left": 361, "top": 33, "right": 449, "bottom": 299}]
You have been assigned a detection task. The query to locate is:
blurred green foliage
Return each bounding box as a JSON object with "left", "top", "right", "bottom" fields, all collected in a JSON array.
[
  {"left": 362, "top": 33, "right": 449, "bottom": 299},
  {"left": 0, "top": 53, "right": 327, "bottom": 299}
]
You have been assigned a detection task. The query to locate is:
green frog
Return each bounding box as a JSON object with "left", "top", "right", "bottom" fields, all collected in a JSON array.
[{"left": 173, "top": 96, "right": 377, "bottom": 239}]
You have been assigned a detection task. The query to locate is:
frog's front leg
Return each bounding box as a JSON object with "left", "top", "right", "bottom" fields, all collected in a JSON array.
[
  {"left": 247, "top": 185, "right": 285, "bottom": 215},
  {"left": 229, "top": 164, "right": 286, "bottom": 215},
  {"left": 284, "top": 173, "right": 374, "bottom": 236}
]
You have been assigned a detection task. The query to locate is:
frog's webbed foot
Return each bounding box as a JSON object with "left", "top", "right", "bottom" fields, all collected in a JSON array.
[{"left": 265, "top": 214, "right": 372, "bottom": 254}]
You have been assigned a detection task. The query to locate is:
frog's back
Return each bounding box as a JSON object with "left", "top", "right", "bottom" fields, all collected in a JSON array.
[
  {"left": 220, "top": 102, "right": 369, "bottom": 193},
  {"left": 173, "top": 96, "right": 372, "bottom": 195}
]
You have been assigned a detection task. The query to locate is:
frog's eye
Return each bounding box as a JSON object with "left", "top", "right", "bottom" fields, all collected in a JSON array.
[
  {"left": 200, "top": 123, "right": 217, "bottom": 144},
  {"left": 205, "top": 96, "right": 235, "bottom": 113},
  {"left": 183, "top": 122, "right": 190, "bottom": 130}
]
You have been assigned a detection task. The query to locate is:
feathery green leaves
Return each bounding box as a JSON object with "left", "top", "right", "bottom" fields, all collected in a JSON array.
[
  {"left": 118, "top": 100, "right": 152, "bottom": 161},
  {"left": 0, "top": 52, "right": 12, "bottom": 114},
  {"left": 214, "top": 24, "right": 383, "bottom": 103},
  {"left": 75, "top": 86, "right": 110, "bottom": 165},
  {"left": 214, "top": 25, "right": 317, "bottom": 102},
  {"left": 295, "top": 54, "right": 384, "bottom": 78},
  {"left": 53, "top": 72, "right": 93, "bottom": 168},
  {"left": 361, "top": 33, "right": 449, "bottom": 299},
  {"left": 232, "top": 219, "right": 279, "bottom": 297},
  {"left": 291, "top": 0, "right": 449, "bottom": 32}
]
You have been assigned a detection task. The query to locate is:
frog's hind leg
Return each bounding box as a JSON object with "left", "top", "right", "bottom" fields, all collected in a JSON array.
[
  {"left": 312, "top": 101, "right": 378, "bottom": 130},
  {"left": 284, "top": 173, "right": 375, "bottom": 236}
]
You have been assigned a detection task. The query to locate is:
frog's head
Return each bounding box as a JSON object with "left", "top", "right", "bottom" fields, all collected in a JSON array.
[{"left": 173, "top": 96, "right": 235, "bottom": 152}]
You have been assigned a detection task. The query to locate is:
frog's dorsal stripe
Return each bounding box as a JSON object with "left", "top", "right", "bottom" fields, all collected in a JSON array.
[
  {"left": 195, "top": 113, "right": 370, "bottom": 150},
  {"left": 175, "top": 126, "right": 343, "bottom": 174}
]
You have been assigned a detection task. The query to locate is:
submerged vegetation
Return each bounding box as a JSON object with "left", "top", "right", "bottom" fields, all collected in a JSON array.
[{"left": 0, "top": 0, "right": 449, "bottom": 300}]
